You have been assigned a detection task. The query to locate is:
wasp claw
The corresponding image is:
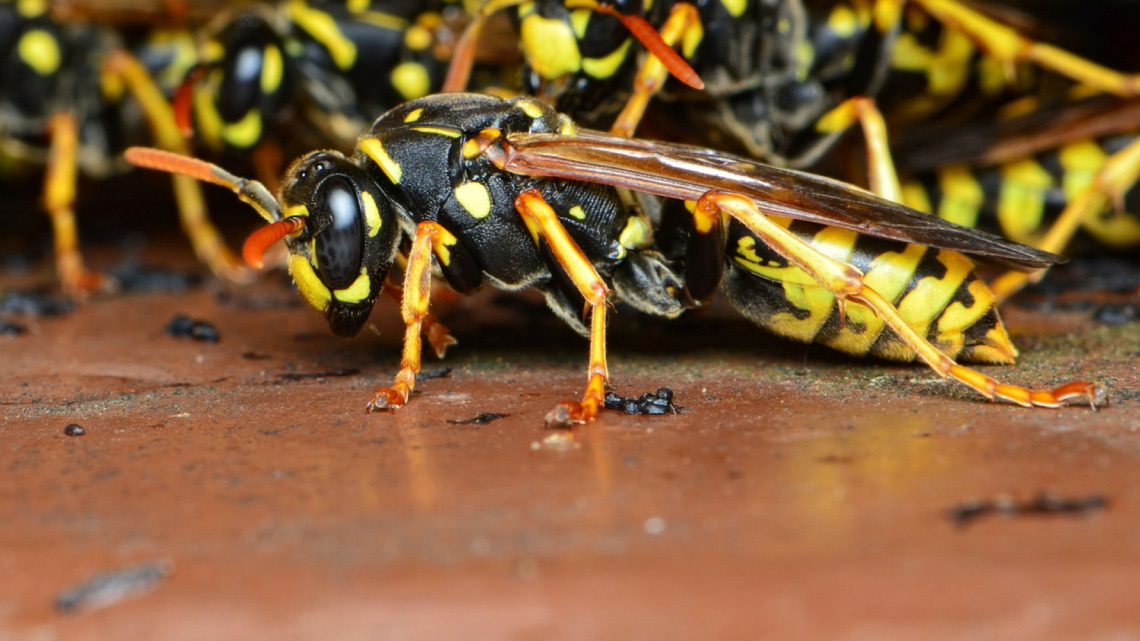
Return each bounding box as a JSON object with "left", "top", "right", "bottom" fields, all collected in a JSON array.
[
  {"left": 545, "top": 402, "right": 586, "bottom": 429},
  {"left": 366, "top": 388, "right": 405, "bottom": 412}
]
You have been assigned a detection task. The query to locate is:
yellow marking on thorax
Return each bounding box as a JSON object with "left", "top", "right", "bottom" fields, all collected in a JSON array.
[
  {"left": 997, "top": 158, "right": 1051, "bottom": 244},
  {"left": 935, "top": 165, "right": 983, "bottom": 229},
  {"left": 520, "top": 13, "right": 582, "bottom": 79},
  {"left": 17, "top": 30, "right": 60, "bottom": 76},
  {"left": 288, "top": 254, "right": 332, "bottom": 312},
  {"left": 410, "top": 125, "right": 462, "bottom": 138},
  {"left": 392, "top": 62, "right": 431, "bottom": 100},
  {"left": 334, "top": 272, "right": 372, "bottom": 304},
  {"left": 568, "top": 205, "right": 587, "bottom": 220},
  {"left": 454, "top": 181, "right": 492, "bottom": 219},
  {"left": 403, "top": 107, "right": 424, "bottom": 123},
  {"left": 359, "top": 138, "right": 402, "bottom": 184},
  {"left": 516, "top": 97, "right": 547, "bottom": 119}
]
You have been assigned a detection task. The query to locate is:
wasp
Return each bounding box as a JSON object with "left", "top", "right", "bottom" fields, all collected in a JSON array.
[
  {"left": 165, "top": 0, "right": 481, "bottom": 161},
  {"left": 126, "top": 92, "right": 1104, "bottom": 426},
  {"left": 444, "top": 0, "right": 1140, "bottom": 307},
  {"left": 0, "top": 0, "right": 248, "bottom": 295}
]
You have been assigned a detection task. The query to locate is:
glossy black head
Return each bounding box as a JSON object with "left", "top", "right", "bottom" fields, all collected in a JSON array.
[{"left": 279, "top": 150, "right": 400, "bottom": 337}]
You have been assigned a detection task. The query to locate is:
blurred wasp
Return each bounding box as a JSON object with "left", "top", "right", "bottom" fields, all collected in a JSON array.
[
  {"left": 126, "top": 93, "right": 1104, "bottom": 427},
  {"left": 0, "top": 0, "right": 246, "bottom": 294},
  {"left": 445, "top": 0, "right": 1140, "bottom": 305}
]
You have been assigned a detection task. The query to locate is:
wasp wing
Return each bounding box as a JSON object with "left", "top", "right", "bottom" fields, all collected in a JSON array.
[{"left": 500, "top": 130, "right": 1062, "bottom": 270}]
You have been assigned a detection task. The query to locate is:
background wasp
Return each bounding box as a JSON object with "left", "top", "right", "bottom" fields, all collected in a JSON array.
[
  {"left": 126, "top": 92, "right": 1104, "bottom": 427},
  {"left": 449, "top": 0, "right": 1140, "bottom": 305}
]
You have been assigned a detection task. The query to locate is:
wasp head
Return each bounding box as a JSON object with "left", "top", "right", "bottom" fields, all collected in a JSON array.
[{"left": 273, "top": 150, "right": 401, "bottom": 337}]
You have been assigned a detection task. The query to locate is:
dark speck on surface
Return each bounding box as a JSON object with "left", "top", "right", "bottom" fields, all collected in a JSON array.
[
  {"left": 64, "top": 423, "right": 85, "bottom": 437},
  {"left": 165, "top": 314, "right": 221, "bottom": 343}
]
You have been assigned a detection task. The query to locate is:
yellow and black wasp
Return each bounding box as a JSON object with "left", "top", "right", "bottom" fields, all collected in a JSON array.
[
  {"left": 0, "top": 0, "right": 248, "bottom": 295},
  {"left": 446, "top": 0, "right": 1140, "bottom": 304},
  {"left": 126, "top": 92, "right": 1104, "bottom": 427}
]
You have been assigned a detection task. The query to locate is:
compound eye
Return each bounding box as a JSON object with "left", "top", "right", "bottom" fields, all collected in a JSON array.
[{"left": 313, "top": 177, "right": 364, "bottom": 290}]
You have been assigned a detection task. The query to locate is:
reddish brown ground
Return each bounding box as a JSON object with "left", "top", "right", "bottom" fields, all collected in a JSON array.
[{"left": 2, "top": 232, "right": 1139, "bottom": 640}]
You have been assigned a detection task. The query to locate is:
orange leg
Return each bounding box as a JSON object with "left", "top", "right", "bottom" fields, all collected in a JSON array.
[
  {"left": 103, "top": 49, "right": 251, "bottom": 283},
  {"left": 44, "top": 113, "right": 114, "bottom": 297},
  {"left": 367, "top": 222, "right": 450, "bottom": 411},
  {"left": 696, "top": 191, "right": 1105, "bottom": 409},
  {"left": 609, "top": 2, "right": 703, "bottom": 137},
  {"left": 383, "top": 280, "right": 458, "bottom": 359},
  {"left": 513, "top": 188, "right": 612, "bottom": 427}
]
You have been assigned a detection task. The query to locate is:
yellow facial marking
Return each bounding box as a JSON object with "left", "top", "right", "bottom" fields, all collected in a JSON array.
[
  {"left": 454, "top": 181, "right": 492, "bottom": 219},
  {"left": 17, "top": 30, "right": 61, "bottom": 76},
  {"left": 360, "top": 138, "right": 402, "bottom": 184},
  {"left": 361, "top": 191, "right": 381, "bottom": 237},
  {"left": 392, "top": 61, "right": 431, "bottom": 100},
  {"left": 288, "top": 254, "right": 332, "bottom": 312},
  {"left": 260, "top": 46, "right": 284, "bottom": 95},
  {"left": 403, "top": 107, "right": 425, "bottom": 123},
  {"left": 334, "top": 272, "right": 372, "bottom": 304},
  {"left": 285, "top": 204, "right": 310, "bottom": 218}
]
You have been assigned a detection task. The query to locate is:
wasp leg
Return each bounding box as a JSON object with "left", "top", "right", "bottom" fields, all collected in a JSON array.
[
  {"left": 382, "top": 280, "right": 458, "bottom": 359},
  {"left": 44, "top": 113, "right": 114, "bottom": 297},
  {"left": 514, "top": 188, "right": 611, "bottom": 428},
  {"left": 367, "top": 222, "right": 452, "bottom": 412},
  {"left": 103, "top": 50, "right": 252, "bottom": 283},
  {"left": 698, "top": 191, "right": 1105, "bottom": 408},
  {"left": 609, "top": 2, "right": 703, "bottom": 137},
  {"left": 816, "top": 96, "right": 903, "bottom": 202},
  {"left": 441, "top": 0, "right": 523, "bottom": 92},
  {"left": 988, "top": 136, "right": 1140, "bottom": 303},
  {"left": 910, "top": 0, "right": 1140, "bottom": 96}
]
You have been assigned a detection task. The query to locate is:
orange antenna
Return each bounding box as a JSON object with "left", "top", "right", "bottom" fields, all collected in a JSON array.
[
  {"left": 124, "top": 147, "right": 282, "bottom": 223},
  {"left": 172, "top": 64, "right": 208, "bottom": 138},
  {"left": 573, "top": 1, "right": 705, "bottom": 89},
  {"left": 242, "top": 217, "right": 305, "bottom": 268}
]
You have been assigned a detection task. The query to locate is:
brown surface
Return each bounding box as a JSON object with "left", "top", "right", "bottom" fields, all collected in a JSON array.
[{"left": 2, "top": 237, "right": 1140, "bottom": 640}]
